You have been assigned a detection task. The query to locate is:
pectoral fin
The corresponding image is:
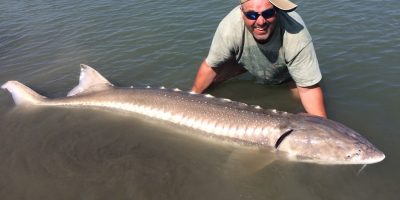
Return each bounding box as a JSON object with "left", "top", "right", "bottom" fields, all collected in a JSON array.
[{"left": 224, "top": 147, "right": 276, "bottom": 176}]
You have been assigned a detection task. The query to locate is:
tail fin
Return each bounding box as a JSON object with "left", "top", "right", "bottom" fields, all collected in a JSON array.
[{"left": 1, "top": 81, "right": 46, "bottom": 105}]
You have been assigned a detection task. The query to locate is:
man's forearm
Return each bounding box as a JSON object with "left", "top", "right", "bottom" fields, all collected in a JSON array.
[
  {"left": 191, "top": 60, "right": 216, "bottom": 93},
  {"left": 297, "top": 84, "right": 327, "bottom": 118}
]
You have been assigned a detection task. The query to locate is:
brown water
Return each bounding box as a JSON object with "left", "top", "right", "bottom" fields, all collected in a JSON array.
[{"left": 0, "top": 0, "right": 399, "bottom": 199}]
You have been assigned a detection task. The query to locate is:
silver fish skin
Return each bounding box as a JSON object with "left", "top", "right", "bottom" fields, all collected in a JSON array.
[{"left": 1, "top": 64, "right": 385, "bottom": 165}]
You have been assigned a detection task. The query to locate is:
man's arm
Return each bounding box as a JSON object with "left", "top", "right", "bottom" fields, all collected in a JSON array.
[
  {"left": 192, "top": 59, "right": 248, "bottom": 93},
  {"left": 191, "top": 60, "right": 216, "bottom": 93},
  {"left": 297, "top": 84, "right": 327, "bottom": 118}
]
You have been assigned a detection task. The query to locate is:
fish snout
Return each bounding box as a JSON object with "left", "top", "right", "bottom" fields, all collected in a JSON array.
[
  {"left": 362, "top": 148, "right": 385, "bottom": 164},
  {"left": 345, "top": 145, "right": 386, "bottom": 164}
]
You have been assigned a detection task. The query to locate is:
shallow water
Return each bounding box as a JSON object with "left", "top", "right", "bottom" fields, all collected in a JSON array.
[{"left": 1, "top": 0, "right": 399, "bottom": 199}]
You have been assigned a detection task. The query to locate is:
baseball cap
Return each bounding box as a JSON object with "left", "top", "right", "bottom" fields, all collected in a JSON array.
[{"left": 240, "top": 0, "right": 297, "bottom": 11}]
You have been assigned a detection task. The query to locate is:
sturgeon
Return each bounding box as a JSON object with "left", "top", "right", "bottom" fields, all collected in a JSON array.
[{"left": 1, "top": 64, "right": 385, "bottom": 165}]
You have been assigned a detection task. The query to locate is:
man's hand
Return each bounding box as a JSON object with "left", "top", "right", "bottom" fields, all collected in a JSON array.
[
  {"left": 297, "top": 84, "right": 327, "bottom": 118},
  {"left": 191, "top": 60, "right": 216, "bottom": 93}
]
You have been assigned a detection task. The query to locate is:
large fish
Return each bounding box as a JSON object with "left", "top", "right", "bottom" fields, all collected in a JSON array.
[{"left": 1, "top": 64, "right": 385, "bottom": 165}]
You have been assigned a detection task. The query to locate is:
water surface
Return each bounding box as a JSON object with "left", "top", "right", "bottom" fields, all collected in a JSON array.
[{"left": 0, "top": 0, "right": 399, "bottom": 199}]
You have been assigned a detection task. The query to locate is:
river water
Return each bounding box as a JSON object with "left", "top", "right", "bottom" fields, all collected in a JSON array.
[{"left": 0, "top": 0, "right": 399, "bottom": 199}]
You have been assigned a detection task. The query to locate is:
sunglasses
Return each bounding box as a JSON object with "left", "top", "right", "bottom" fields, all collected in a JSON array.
[{"left": 241, "top": 7, "right": 276, "bottom": 20}]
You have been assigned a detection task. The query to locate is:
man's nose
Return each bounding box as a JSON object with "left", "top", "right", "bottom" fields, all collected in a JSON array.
[{"left": 255, "top": 15, "right": 266, "bottom": 25}]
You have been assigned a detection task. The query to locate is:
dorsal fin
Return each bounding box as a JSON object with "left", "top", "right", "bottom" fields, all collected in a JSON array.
[{"left": 67, "top": 64, "right": 114, "bottom": 96}]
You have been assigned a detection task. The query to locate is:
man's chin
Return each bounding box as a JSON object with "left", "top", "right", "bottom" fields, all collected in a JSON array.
[{"left": 253, "top": 34, "right": 270, "bottom": 43}]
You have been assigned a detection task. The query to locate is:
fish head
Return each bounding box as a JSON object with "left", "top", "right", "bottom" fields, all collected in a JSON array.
[{"left": 275, "top": 115, "right": 385, "bottom": 165}]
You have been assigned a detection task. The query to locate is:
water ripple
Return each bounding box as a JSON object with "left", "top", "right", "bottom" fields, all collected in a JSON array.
[{"left": 0, "top": 1, "right": 399, "bottom": 198}]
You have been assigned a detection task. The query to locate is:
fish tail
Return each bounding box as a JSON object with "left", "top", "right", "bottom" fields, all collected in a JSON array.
[{"left": 1, "top": 81, "right": 47, "bottom": 105}]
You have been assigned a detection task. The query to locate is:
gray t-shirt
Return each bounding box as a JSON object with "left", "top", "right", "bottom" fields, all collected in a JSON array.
[{"left": 205, "top": 6, "right": 321, "bottom": 87}]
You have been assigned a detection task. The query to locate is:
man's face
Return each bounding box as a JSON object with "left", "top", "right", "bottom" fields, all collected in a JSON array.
[{"left": 241, "top": 0, "right": 277, "bottom": 43}]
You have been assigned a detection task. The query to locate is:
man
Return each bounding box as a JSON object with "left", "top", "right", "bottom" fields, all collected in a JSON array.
[{"left": 191, "top": 0, "right": 327, "bottom": 118}]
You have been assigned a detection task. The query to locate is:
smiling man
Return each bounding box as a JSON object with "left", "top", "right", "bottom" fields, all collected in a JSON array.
[{"left": 191, "top": 0, "right": 327, "bottom": 118}]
